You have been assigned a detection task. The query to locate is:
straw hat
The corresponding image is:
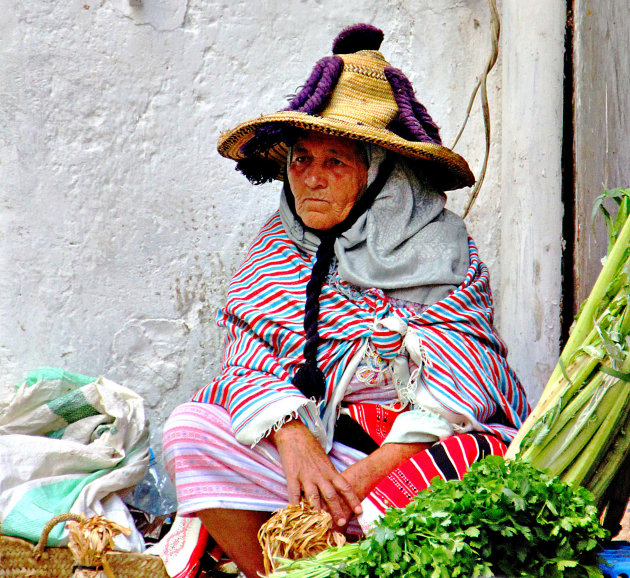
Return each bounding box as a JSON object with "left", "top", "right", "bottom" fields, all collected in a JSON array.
[{"left": 217, "top": 24, "right": 475, "bottom": 191}]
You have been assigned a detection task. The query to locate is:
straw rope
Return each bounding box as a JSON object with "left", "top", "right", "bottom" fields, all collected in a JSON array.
[
  {"left": 66, "top": 514, "right": 131, "bottom": 577},
  {"left": 452, "top": 0, "right": 500, "bottom": 218},
  {"left": 257, "top": 501, "right": 346, "bottom": 575}
]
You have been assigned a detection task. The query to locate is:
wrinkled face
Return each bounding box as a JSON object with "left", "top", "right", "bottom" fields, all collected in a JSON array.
[{"left": 287, "top": 132, "right": 368, "bottom": 231}]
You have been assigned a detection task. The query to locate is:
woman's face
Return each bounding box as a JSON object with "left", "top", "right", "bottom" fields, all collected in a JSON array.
[{"left": 287, "top": 132, "right": 368, "bottom": 231}]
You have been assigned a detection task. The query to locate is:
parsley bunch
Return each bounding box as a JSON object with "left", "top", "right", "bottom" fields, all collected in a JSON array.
[{"left": 271, "top": 456, "right": 609, "bottom": 578}]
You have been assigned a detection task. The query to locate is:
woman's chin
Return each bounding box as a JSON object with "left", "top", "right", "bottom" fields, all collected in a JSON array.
[
  {"left": 299, "top": 209, "right": 352, "bottom": 231},
  {"left": 301, "top": 215, "right": 336, "bottom": 231}
]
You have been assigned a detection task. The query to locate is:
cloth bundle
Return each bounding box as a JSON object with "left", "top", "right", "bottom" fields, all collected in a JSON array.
[{"left": 0, "top": 367, "right": 149, "bottom": 552}]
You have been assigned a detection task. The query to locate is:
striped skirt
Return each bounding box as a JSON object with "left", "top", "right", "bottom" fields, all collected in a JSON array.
[{"left": 162, "top": 402, "right": 506, "bottom": 533}]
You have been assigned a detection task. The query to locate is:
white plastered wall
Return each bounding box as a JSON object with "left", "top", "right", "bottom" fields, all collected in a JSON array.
[{"left": 0, "top": 0, "right": 565, "bottom": 451}]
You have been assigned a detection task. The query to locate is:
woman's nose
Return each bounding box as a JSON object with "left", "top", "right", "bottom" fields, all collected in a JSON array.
[{"left": 304, "top": 163, "right": 326, "bottom": 188}]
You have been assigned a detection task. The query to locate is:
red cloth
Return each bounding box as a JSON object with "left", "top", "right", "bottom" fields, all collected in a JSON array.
[
  {"left": 345, "top": 402, "right": 406, "bottom": 446},
  {"left": 366, "top": 432, "right": 507, "bottom": 512}
]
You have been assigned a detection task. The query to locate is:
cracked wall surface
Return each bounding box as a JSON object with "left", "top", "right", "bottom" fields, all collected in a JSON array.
[{"left": 0, "top": 1, "right": 565, "bottom": 451}]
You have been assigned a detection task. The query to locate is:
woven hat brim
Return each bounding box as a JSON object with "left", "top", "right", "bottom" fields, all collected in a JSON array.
[{"left": 217, "top": 111, "right": 475, "bottom": 191}]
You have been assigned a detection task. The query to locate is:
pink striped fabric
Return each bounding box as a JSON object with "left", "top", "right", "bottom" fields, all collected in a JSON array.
[
  {"left": 163, "top": 402, "right": 365, "bottom": 534},
  {"left": 163, "top": 403, "right": 505, "bottom": 534}
]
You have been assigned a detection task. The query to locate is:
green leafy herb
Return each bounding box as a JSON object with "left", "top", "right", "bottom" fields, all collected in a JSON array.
[{"left": 270, "top": 456, "right": 609, "bottom": 578}]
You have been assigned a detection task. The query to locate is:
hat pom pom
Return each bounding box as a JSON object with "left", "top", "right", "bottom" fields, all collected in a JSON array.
[{"left": 332, "top": 23, "right": 384, "bottom": 55}]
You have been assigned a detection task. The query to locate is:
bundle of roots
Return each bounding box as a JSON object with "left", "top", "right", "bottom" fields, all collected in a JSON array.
[{"left": 257, "top": 501, "right": 346, "bottom": 575}]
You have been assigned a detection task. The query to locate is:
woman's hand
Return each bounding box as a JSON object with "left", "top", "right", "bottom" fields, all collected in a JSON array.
[
  {"left": 342, "top": 442, "right": 431, "bottom": 496},
  {"left": 338, "top": 441, "right": 433, "bottom": 529},
  {"left": 270, "top": 419, "right": 363, "bottom": 528}
]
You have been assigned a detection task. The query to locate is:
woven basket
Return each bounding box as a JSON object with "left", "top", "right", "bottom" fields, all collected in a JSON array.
[{"left": 0, "top": 513, "right": 169, "bottom": 578}]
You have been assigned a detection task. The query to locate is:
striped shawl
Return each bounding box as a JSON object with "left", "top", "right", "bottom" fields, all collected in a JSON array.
[{"left": 192, "top": 212, "right": 529, "bottom": 449}]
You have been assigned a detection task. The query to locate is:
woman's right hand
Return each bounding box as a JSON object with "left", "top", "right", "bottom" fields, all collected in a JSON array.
[{"left": 270, "top": 418, "right": 362, "bottom": 528}]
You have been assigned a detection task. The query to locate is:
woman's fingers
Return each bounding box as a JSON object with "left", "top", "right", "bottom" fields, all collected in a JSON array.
[
  {"left": 301, "top": 481, "right": 323, "bottom": 512},
  {"left": 316, "top": 479, "right": 347, "bottom": 525},
  {"left": 271, "top": 418, "right": 361, "bottom": 525},
  {"left": 317, "top": 474, "right": 365, "bottom": 528},
  {"left": 298, "top": 467, "right": 352, "bottom": 524},
  {"left": 331, "top": 475, "right": 363, "bottom": 516},
  {"left": 285, "top": 476, "right": 303, "bottom": 506}
]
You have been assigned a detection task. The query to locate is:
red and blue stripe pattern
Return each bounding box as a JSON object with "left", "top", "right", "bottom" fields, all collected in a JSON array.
[
  {"left": 409, "top": 244, "right": 529, "bottom": 441},
  {"left": 192, "top": 212, "right": 529, "bottom": 446}
]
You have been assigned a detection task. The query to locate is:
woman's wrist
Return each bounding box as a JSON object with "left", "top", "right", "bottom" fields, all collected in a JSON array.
[
  {"left": 268, "top": 417, "right": 307, "bottom": 446},
  {"left": 345, "top": 442, "right": 431, "bottom": 499},
  {"left": 377, "top": 441, "right": 431, "bottom": 462}
]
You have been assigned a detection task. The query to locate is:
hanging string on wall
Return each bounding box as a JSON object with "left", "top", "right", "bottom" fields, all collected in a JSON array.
[{"left": 451, "top": 0, "right": 500, "bottom": 219}]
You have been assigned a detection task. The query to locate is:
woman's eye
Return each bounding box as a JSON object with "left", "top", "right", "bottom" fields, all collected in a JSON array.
[
  {"left": 292, "top": 156, "right": 307, "bottom": 164},
  {"left": 330, "top": 158, "right": 344, "bottom": 166}
]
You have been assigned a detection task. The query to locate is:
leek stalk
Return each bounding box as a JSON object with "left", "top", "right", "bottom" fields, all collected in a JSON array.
[
  {"left": 587, "top": 406, "right": 630, "bottom": 504},
  {"left": 562, "top": 373, "right": 630, "bottom": 488},
  {"left": 507, "top": 191, "right": 630, "bottom": 459},
  {"left": 527, "top": 376, "right": 620, "bottom": 477}
]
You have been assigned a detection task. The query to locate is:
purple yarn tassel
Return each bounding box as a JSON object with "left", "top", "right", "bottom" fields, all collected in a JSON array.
[
  {"left": 240, "top": 124, "right": 286, "bottom": 158},
  {"left": 384, "top": 66, "right": 442, "bottom": 144},
  {"left": 285, "top": 58, "right": 327, "bottom": 111},
  {"left": 332, "top": 24, "right": 384, "bottom": 55},
  {"left": 285, "top": 56, "right": 344, "bottom": 114}
]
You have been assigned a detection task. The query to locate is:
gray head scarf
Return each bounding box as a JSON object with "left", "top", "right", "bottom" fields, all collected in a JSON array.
[{"left": 279, "top": 145, "right": 469, "bottom": 305}]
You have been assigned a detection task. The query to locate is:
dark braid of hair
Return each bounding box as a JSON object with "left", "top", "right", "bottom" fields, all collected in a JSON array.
[
  {"left": 291, "top": 152, "right": 396, "bottom": 400},
  {"left": 291, "top": 233, "right": 336, "bottom": 399}
]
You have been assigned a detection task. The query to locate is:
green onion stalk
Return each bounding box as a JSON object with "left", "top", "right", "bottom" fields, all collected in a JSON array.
[
  {"left": 506, "top": 188, "right": 630, "bottom": 509},
  {"left": 268, "top": 543, "right": 361, "bottom": 578}
]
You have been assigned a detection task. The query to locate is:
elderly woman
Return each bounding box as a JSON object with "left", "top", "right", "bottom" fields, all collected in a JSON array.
[{"left": 163, "top": 24, "right": 529, "bottom": 577}]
